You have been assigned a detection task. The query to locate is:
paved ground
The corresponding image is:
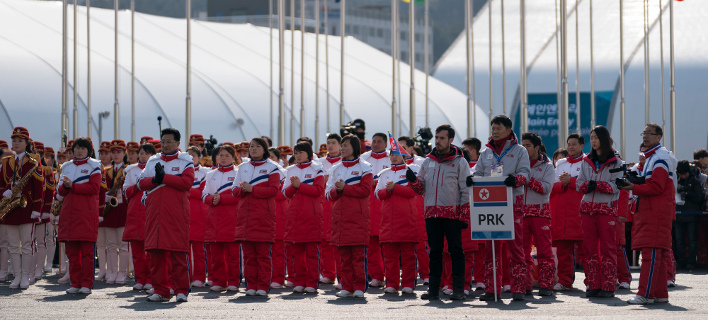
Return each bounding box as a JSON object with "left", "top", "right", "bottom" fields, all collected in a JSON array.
[{"left": 0, "top": 270, "right": 706, "bottom": 319}]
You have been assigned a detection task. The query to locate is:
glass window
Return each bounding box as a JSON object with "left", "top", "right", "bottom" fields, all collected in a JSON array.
[
  {"left": 400, "top": 31, "right": 407, "bottom": 40},
  {"left": 353, "top": 25, "right": 359, "bottom": 35},
  {"left": 369, "top": 28, "right": 375, "bottom": 37}
]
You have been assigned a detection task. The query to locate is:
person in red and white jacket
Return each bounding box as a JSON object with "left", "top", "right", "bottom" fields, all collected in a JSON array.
[
  {"left": 359, "top": 132, "right": 391, "bottom": 288},
  {"left": 268, "top": 147, "right": 289, "bottom": 288},
  {"left": 325, "top": 135, "right": 373, "bottom": 298},
  {"left": 283, "top": 142, "right": 325, "bottom": 293},
  {"left": 319, "top": 133, "right": 342, "bottom": 286},
  {"left": 375, "top": 150, "right": 418, "bottom": 294},
  {"left": 231, "top": 137, "right": 282, "bottom": 297},
  {"left": 203, "top": 145, "right": 241, "bottom": 292},
  {"left": 576, "top": 126, "right": 623, "bottom": 298},
  {"left": 56, "top": 137, "right": 102, "bottom": 294},
  {"left": 520, "top": 133, "right": 556, "bottom": 296},
  {"left": 186, "top": 146, "right": 209, "bottom": 288},
  {"left": 100, "top": 139, "right": 130, "bottom": 285},
  {"left": 550, "top": 133, "right": 587, "bottom": 291},
  {"left": 137, "top": 128, "right": 195, "bottom": 303},
  {"left": 462, "top": 137, "right": 485, "bottom": 293},
  {"left": 122, "top": 143, "right": 156, "bottom": 291}
]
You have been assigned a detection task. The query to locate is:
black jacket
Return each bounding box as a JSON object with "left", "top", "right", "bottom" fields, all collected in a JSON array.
[{"left": 677, "top": 175, "right": 705, "bottom": 212}]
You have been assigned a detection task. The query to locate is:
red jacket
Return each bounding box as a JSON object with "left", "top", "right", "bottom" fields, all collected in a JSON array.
[
  {"left": 122, "top": 163, "right": 146, "bottom": 241},
  {"left": 138, "top": 152, "right": 195, "bottom": 252},
  {"left": 375, "top": 164, "right": 418, "bottom": 243},
  {"left": 232, "top": 159, "right": 281, "bottom": 243},
  {"left": 551, "top": 155, "right": 586, "bottom": 241},
  {"left": 40, "top": 166, "right": 56, "bottom": 223},
  {"left": 56, "top": 158, "right": 102, "bottom": 242},
  {"left": 275, "top": 182, "right": 288, "bottom": 241},
  {"left": 325, "top": 158, "right": 373, "bottom": 246},
  {"left": 203, "top": 165, "right": 240, "bottom": 242},
  {"left": 99, "top": 163, "right": 128, "bottom": 228},
  {"left": 361, "top": 151, "right": 391, "bottom": 236},
  {"left": 617, "top": 189, "right": 630, "bottom": 246},
  {"left": 0, "top": 153, "right": 44, "bottom": 226},
  {"left": 283, "top": 161, "right": 325, "bottom": 243},
  {"left": 189, "top": 165, "right": 209, "bottom": 242}
]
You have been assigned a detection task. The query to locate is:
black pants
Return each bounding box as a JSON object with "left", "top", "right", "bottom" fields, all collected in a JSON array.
[
  {"left": 673, "top": 218, "right": 698, "bottom": 267},
  {"left": 426, "top": 217, "right": 465, "bottom": 293}
]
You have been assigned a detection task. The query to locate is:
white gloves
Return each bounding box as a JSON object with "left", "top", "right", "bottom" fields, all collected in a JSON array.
[
  {"left": 31, "top": 211, "right": 41, "bottom": 219},
  {"left": 2, "top": 190, "right": 11, "bottom": 198},
  {"left": 42, "top": 213, "right": 51, "bottom": 220},
  {"left": 98, "top": 217, "right": 104, "bottom": 223},
  {"left": 105, "top": 192, "right": 111, "bottom": 203}
]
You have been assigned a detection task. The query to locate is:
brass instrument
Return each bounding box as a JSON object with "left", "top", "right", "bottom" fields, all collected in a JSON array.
[
  {"left": 103, "top": 168, "right": 125, "bottom": 216},
  {"left": 0, "top": 156, "right": 39, "bottom": 221},
  {"left": 50, "top": 198, "right": 64, "bottom": 216}
]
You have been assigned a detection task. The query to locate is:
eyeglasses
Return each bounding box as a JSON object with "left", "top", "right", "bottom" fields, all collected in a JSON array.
[
  {"left": 160, "top": 140, "right": 176, "bottom": 144},
  {"left": 639, "top": 132, "right": 659, "bottom": 137}
]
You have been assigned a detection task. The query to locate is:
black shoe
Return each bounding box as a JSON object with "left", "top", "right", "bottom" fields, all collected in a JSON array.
[
  {"left": 475, "top": 286, "right": 484, "bottom": 292},
  {"left": 421, "top": 292, "right": 440, "bottom": 300},
  {"left": 597, "top": 290, "right": 615, "bottom": 298},
  {"left": 586, "top": 289, "right": 601, "bottom": 297},
  {"left": 449, "top": 292, "right": 466, "bottom": 300},
  {"left": 479, "top": 292, "right": 501, "bottom": 301},
  {"left": 512, "top": 293, "right": 525, "bottom": 301},
  {"left": 538, "top": 288, "right": 554, "bottom": 296},
  {"left": 686, "top": 264, "right": 695, "bottom": 271},
  {"left": 525, "top": 290, "right": 533, "bottom": 296}
]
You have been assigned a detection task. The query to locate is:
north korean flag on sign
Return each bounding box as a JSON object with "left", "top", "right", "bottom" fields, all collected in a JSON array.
[
  {"left": 472, "top": 183, "right": 507, "bottom": 207},
  {"left": 388, "top": 131, "right": 411, "bottom": 158}
]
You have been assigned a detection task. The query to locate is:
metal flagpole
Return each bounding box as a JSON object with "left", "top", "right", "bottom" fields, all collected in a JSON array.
[
  {"left": 659, "top": 0, "right": 665, "bottom": 145},
  {"left": 279, "top": 0, "right": 285, "bottom": 145},
  {"left": 471, "top": 0, "right": 477, "bottom": 138},
  {"left": 62, "top": 0, "right": 68, "bottom": 143},
  {"left": 73, "top": 0, "right": 78, "bottom": 139},
  {"left": 340, "top": 0, "right": 345, "bottom": 127},
  {"left": 488, "top": 0, "right": 493, "bottom": 132},
  {"left": 300, "top": 0, "right": 305, "bottom": 138},
  {"left": 186, "top": 0, "right": 192, "bottom": 142},
  {"left": 620, "top": 0, "right": 626, "bottom": 157},
  {"left": 589, "top": 0, "right": 595, "bottom": 128},
  {"left": 574, "top": 0, "right": 580, "bottom": 134},
  {"left": 466, "top": 0, "right": 472, "bottom": 137},
  {"left": 643, "top": 0, "right": 650, "bottom": 124},
  {"left": 131, "top": 0, "right": 135, "bottom": 141},
  {"left": 392, "top": 0, "right": 398, "bottom": 135},
  {"left": 397, "top": 4, "right": 402, "bottom": 136},
  {"left": 520, "top": 0, "right": 527, "bottom": 133},
  {"left": 409, "top": 0, "right": 415, "bottom": 137},
  {"left": 87, "top": 0, "right": 92, "bottom": 137},
  {"left": 424, "top": 0, "right": 429, "bottom": 127},
  {"left": 270, "top": 0, "right": 274, "bottom": 140},
  {"left": 669, "top": 0, "right": 675, "bottom": 152},
  {"left": 315, "top": 0, "right": 320, "bottom": 145},
  {"left": 114, "top": 0, "right": 120, "bottom": 139},
  {"left": 560, "top": 0, "right": 569, "bottom": 148},
  {"left": 290, "top": 0, "right": 295, "bottom": 145},
  {"left": 555, "top": 0, "right": 561, "bottom": 127},
  {"left": 325, "top": 1, "right": 330, "bottom": 134},
  {"left": 501, "top": 0, "right": 506, "bottom": 116}
]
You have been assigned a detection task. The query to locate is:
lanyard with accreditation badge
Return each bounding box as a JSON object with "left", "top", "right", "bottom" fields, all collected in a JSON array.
[{"left": 490, "top": 145, "right": 513, "bottom": 177}]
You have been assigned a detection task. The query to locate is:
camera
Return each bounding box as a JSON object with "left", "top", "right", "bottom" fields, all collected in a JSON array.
[
  {"left": 205, "top": 135, "right": 218, "bottom": 156},
  {"left": 414, "top": 127, "right": 433, "bottom": 155},
  {"left": 610, "top": 164, "right": 646, "bottom": 188},
  {"left": 340, "top": 119, "right": 366, "bottom": 140}
]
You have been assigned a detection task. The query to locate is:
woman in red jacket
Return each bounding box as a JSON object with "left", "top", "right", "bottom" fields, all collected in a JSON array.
[
  {"left": 56, "top": 137, "right": 103, "bottom": 294},
  {"left": 231, "top": 138, "right": 281, "bottom": 296},
  {"left": 268, "top": 147, "right": 289, "bottom": 289},
  {"left": 187, "top": 146, "right": 209, "bottom": 287},
  {"left": 122, "top": 143, "right": 156, "bottom": 291},
  {"left": 325, "top": 135, "right": 373, "bottom": 298},
  {"left": 100, "top": 140, "right": 130, "bottom": 285},
  {"left": 283, "top": 142, "right": 325, "bottom": 293},
  {"left": 375, "top": 152, "right": 418, "bottom": 294},
  {"left": 203, "top": 145, "right": 241, "bottom": 292}
]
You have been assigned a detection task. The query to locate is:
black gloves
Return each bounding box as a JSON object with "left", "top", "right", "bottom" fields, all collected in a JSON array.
[
  {"left": 586, "top": 180, "right": 597, "bottom": 194},
  {"left": 152, "top": 163, "right": 165, "bottom": 185},
  {"left": 466, "top": 176, "right": 474, "bottom": 187},
  {"left": 504, "top": 174, "right": 516, "bottom": 187},
  {"left": 406, "top": 167, "right": 417, "bottom": 182}
]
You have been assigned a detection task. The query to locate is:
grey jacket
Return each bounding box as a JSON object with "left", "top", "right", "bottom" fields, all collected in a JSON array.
[
  {"left": 576, "top": 154, "right": 623, "bottom": 215},
  {"left": 411, "top": 145, "right": 470, "bottom": 221},
  {"left": 472, "top": 133, "right": 530, "bottom": 199}
]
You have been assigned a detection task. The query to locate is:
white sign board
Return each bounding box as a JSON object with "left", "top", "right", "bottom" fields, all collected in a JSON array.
[{"left": 468, "top": 176, "right": 515, "bottom": 240}]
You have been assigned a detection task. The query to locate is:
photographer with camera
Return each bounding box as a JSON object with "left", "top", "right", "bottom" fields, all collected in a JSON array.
[
  {"left": 341, "top": 119, "right": 370, "bottom": 152},
  {"left": 674, "top": 160, "right": 705, "bottom": 271}
]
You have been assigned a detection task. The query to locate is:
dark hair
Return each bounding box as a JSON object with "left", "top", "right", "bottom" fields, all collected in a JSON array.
[
  {"left": 372, "top": 133, "right": 387, "bottom": 144},
  {"left": 268, "top": 147, "right": 281, "bottom": 159},
  {"left": 567, "top": 133, "right": 585, "bottom": 145},
  {"left": 539, "top": 143, "right": 547, "bottom": 155},
  {"left": 138, "top": 143, "right": 157, "bottom": 155},
  {"left": 296, "top": 136, "right": 313, "bottom": 146},
  {"left": 462, "top": 137, "right": 482, "bottom": 153},
  {"left": 341, "top": 134, "right": 362, "bottom": 158},
  {"left": 160, "top": 128, "right": 181, "bottom": 142},
  {"left": 398, "top": 136, "right": 415, "bottom": 149},
  {"left": 249, "top": 137, "right": 270, "bottom": 159},
  {"left": 490, "top": 115, "right": 513, "bottom": 129},
  {"left": 694, "top": 149, "right": 708, "bottom": 160},
  {"left": 639, "top": 143, "right": 647, "bottom": 151},
  {"left": 186, "top": 146, "right": 201, "bottom": 157},
  {"left": 288, "top": 156, "right": 296, "bottom": 165},
  {"left": 677, "top": 160, "right": 691, "bottom": 174},
  {"left": 461, "top": 148, "right": 471, "bottom": 162},
  {"left": 293, "top": 142, "right": 314, "bottom": 161},
  {"left": 553, "top": 148, "right": 568, "bottom": 160},
  {"left": 435, "top": 124, "right": 456, "bottom": 140},
  {"left": 587, "top": 126, "right": 614, "bottom": 163},
  {"left": 327, "top": 133, "right": 342, "bottom": 144},
  {"left": 646, "top": 123, "right": 663, "bottom": 137},
  {"left": 261, "top": 136, "right": 273, "bottom": 148},
  {"left": 522, "top": 132, "right": 542, "bottom": 148},
  {"left": 72, "top": 138, "right": 94, "bottom": 158},
  {"left": 214, "top": 145, "right": 236, "bottom": 159},
  {"left": 413, "top": 146, "right": 424, "bottom": 157}
]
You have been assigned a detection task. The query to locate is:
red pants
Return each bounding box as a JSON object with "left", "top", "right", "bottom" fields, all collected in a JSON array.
[
  {"left": 205, "top": 243, "right": 214, "bottom": 282},
  {"left": 523, "top": 217, "right": 556, "bottom": 290},
  {"left": 637, "top": 248, "right": 668, "bottom": 299},
  {"left": 290, "top": 242, "right": 320, "bottom": 288},
  {"left": 148, "top": 249, "right": 190, "bottom": 298},
  {"left": 130, "top": 241, "right": 150, "bottom": 286},
  {"left": 473, "top": 244, "right": 485, "bottom": 283},
  {"left": 367, "top": 236, "right": 384, "bottom": 282},
  {"left": 616, "top": 246, "right": 632, "bottom": 284},
  {"left": 241, "top": 241, "right": 272, "bottom": 292},
  {"left": 463, "top": 251, "right": 475, "bottom": 291},
  {"left": 210, "top": 242, "right": 241, "bottom": 288},
  {"left": 416, "top": 241, "right": 429, "bottom": 280},
  {"left": 272, "top": 240, "right": 286, "bottom": 285},
  {"left": 286, "top": 243, "right": 295, "bottom": 283},
  {"left": 554, "top": 240, "right": 586, "bottom": 287},
  {"left": 381, "top": 242, "right": 416, "bottom": 290},
  {"left": 65, "top": 241, "right": 95, "bottom": 289},
  {"left": 580, "top": 214, "right": 617, "bottom": 291},
  {"left": 338, "top": 245, "right": 367, "bottom": 292},
  {"left": 485, "top": 210, "right": 526, "bottom": 294},
  {"left": 189, "top": 241, "right": 207, "bottom": 282},
  {"left": 319, "top": 242, "right": 340, "bottom": 280}
]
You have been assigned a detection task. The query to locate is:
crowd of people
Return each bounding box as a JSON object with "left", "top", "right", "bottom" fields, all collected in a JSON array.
[{"left": 0, "top": 115, "right": 701, "bottom": 305}]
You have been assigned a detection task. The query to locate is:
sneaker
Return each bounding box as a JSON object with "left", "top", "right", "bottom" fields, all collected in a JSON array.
[
  {"left": 320, "top": 277, "right": 334, "bottom": 284},
  {"left": 475, "top": 282, "right": 486, "bottom": 291},
  {"left": 245, "top": 289, "right": 256, "bottom": 296},
  {"left": 538, "top": 288, "right": 554, "bottom": 296},
  {"left": 618, "top": 282, "right": 631, "bottom": 290},
  {"left": 57, "top": 273, "right": 71, "bottom": 284},
  {"left": 335, "top": 290, "right": 353, "bottom": 297},
  {"left": 146, "top": 288, "right": 155, "bottom": 295},
  {"left": 512, "top": 293, "right": 525, "bottom": 301},
  {"left": 422, "top": 278, "right": 429, "bottom": 285},
  {"left": 667, "top": 280, "right": 676, "bottom": 288},
  {"left": 284, "top": 281, "right": 295, "bottom": 287},
  {"left": 655, "top": 298, "right": 669, "bottom": 303},
  {"left": 44, "top": 266, "right": 52, "bottom": 273},
  {"left": 176, "top": 293, "right": 188, "bottom": 302},
  {"left": 352, "top": 290, "right": 365, "bottom": 298},
  {"left": 479, "top": 292, "right": 502, "bottom": 301},
  {"left": 420, "top": 291, "right": 439, "bottom": 300},
  {"left": 143, "top": 284, "right": 153, "bottom": 291},
  {"left": 464, "top": 290, "right": 470, "bottom": 296},
  {"left": 133, "top": 283, "right": 144, "bottom": 290},
  {"left": 304, "top": 287, "right": 317, "bottom": 293},
  {"left": 191, "top": 280, "right": 205, "bottom": 288},
  {"left": 383, "top": 287, "right": 398, "bottom": 294},
  {"left": 627, "top": 295, "right": 655, "bottom": 305},
  {"left": 586, "top": 289, "right": 601, "bottom": 298},
  {"left": 146, "top": 294, "right": 169, "bottom": 302},
  {"left": 226, "top": 286, "right": 239, "bottom": 292},
  {"left": 66, "top": 287, "right": 80, "bottom": 294},
  {"left": 293, "top": 286, "right": 305, "bottom": 293},
  {"left": 553, "top": 283, "right": 570, "bottom": 291},
  {"left": 255, "top": 290, "right": 268, "bottom": 296},
  {"left": 401, "top": 287, "right": 414, "bottom": 294},
  {"left": 78, "top": 287, "right": 91, "bottom": 294},
  {"left": 270, "top": 282, "right": 283, "bottom": 289},
  {"left": 502, "top": 285, "right": 511, "bottom": 293},
  {"left": 210, "top": 286, "right": 225, "bottom": 292},
  {"left": 334, "top": 283, "right": 342, "bottom": 290},
  {"left": 206, "top": 280, "right": 213, "bottom": 286},
  {"left": 442, "top": 288, "right": 453, "bottom": 295},
  {"left": 449, "top": 292, "right": 466, "bottom": 300},
  {"left": 170, "top": 289, "right": 175, "bottom": 295},
  {"left": 597, "top": 290, "right": 615, "bottom": 298},
  {"left": 369, "top": 279, "right": 384, "bottom": 287}
]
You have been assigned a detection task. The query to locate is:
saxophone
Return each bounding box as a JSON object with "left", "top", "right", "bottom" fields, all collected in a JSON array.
[
  {"left": 103, "top": 167, "right": 125, "bottom": 216},
  {"left": 0, "top": 157, "right": 39, "bottom": 222}
]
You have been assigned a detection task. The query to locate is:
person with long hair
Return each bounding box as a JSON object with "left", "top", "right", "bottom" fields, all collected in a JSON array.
[
  {"left": 99, "top": 140, "right": 130, "bottom": 285},
  {"left": 231, "top": 137, "right": 281, "bottom": 296},
  {"left": 325, "top": 135, "right": 373, "bottom": 298},
  {"left": 576, "top": 126, "right": 623, "bottom": 298},
  {"left": 122, "top": 143, "right": 157, "bottom": 291},
  {"left": 56, "top": 137, "right": 102, "bottom": 294},
  {"left": 268, "top": 147, "right": 289, "bottom": 289},
  {"left": 186, "top": 145, "right": 210, "bottom": 288}
]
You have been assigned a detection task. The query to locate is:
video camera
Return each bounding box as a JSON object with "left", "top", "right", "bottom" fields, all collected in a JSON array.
[
  {"left": 340, "top": 119, "right": 366, "bottom": 140},
  {"left": 610, "top": 164, "right": 645, "bottom": 188},
  {"left": 414, "top": 127, "right": 433, "bottom": 155},
  {"left": 205, "top": 135, "right": 218, "bottom": 156}
]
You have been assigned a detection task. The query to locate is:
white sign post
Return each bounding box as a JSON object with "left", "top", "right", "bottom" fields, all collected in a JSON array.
[{"left": 468, "top": 176, "right": 515, "bottom": 302}]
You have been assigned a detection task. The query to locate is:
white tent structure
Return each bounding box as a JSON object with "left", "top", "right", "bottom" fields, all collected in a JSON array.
[
  {"left": 0, "top": 0, "right": 489, "bottom": 150},
  {"left": 434, "top": 0, "right": 707, "bottom": 162}
]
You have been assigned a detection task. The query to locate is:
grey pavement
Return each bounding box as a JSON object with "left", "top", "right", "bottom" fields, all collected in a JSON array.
[{"left": 0, "top": 270, "right": 706, "bottom": 319}]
